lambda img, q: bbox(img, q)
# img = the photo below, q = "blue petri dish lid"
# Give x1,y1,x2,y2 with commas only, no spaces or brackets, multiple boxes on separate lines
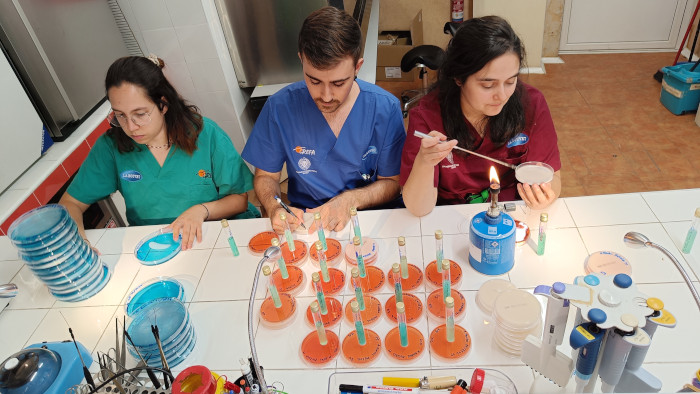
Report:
125,277,186,316
8,204,71,246
134,229,182,266
127,298,188,348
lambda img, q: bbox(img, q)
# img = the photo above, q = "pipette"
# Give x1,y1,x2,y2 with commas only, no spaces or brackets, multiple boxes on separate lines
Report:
414,130,517,169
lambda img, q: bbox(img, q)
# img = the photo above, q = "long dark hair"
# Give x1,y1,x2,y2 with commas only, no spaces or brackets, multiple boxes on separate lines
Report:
105,56,203,154
437,16,527,150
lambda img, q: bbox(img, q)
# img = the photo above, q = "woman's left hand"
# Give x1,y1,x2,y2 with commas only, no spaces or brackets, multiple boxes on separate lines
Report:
166,204,208,250
518,182,557,210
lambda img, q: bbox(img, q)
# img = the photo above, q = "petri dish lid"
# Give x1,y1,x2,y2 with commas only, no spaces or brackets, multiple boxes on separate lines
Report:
515,161,554,184
134,229,182,266
585,251,632,276
126,277,186,316
0,347,61,393
8,205,71,246
476,279,517,316
492,289,541,331
127,298,189,348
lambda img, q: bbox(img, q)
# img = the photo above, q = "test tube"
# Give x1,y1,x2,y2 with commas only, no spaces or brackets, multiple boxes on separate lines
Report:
220,219,239,256
314,212,328,251
310,301,327,345
351,267,366,311
269,238,289,279
351,300,366,345
537,213,548,256
396,301,408,347
392,263,403,303
435,230,444,273
262,265,281,308
350,207,363,245
445,296,455,343
682,208,700,254
316,241,330,282
398,236,409,279
280,212,295,252
441,259,451,301
353,236,366,278
312,272,327,315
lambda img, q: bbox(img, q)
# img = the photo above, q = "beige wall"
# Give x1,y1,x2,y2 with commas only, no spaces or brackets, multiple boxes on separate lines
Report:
473,0,547,69
379,0,473,50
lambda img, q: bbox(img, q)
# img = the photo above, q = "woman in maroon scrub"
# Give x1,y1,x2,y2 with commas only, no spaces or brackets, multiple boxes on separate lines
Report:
400,16,561,216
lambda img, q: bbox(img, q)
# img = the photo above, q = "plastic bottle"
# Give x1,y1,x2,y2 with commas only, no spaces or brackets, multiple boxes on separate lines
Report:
451,0,464,23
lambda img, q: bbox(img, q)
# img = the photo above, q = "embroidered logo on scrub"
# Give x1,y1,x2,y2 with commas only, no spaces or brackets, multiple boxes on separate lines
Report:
441,152,459,169
362,145,378,160
296,157,317,175
120,170,142,182
506,133,529,148
294,146,316,155
197,169,212,178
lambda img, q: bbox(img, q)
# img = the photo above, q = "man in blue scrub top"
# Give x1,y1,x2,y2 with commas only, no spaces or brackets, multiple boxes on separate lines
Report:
242,6,406,234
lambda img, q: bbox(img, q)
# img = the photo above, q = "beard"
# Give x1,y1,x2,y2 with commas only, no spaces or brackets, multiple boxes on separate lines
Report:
314,98,342,113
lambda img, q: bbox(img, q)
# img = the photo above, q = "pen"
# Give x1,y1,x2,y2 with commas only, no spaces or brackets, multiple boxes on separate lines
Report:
339,384,420,393
274,195,306,229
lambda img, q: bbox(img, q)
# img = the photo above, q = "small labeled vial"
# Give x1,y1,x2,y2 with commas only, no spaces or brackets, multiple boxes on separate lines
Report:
314,212,328,251
312,272,327,315
353,236,367,278
682,208,700,254
441,259,451,300
310,301,327,345
262,265,281,308
351,267,366,311
435,230,444,273
445,296,455,343
270,238,288,279
316,241,330,282
351,300,366,345
398,236,409,279
392,263,403,303
537,213,548,256
350,207,363,245
220,219,239,256
280,212,295,252
396,301,408,347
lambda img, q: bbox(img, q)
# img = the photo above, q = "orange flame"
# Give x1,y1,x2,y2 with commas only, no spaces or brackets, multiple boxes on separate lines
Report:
489,166,499,185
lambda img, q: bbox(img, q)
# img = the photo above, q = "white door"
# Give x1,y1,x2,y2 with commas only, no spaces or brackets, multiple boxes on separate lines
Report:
560,0,692,52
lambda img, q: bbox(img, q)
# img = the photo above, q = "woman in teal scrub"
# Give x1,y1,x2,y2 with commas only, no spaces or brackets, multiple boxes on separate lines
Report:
60,55,258,250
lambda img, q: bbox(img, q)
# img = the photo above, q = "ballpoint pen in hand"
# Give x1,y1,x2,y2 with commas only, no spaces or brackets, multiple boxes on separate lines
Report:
274,195,306,229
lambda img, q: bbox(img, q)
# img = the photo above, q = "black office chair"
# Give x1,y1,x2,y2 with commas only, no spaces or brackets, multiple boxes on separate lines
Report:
399,45,446,117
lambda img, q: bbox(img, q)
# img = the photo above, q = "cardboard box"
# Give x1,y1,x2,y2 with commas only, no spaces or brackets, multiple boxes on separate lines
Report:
376,11,424,82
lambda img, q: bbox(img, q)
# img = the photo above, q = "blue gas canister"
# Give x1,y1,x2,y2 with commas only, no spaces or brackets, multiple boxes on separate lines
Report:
469,211,516,275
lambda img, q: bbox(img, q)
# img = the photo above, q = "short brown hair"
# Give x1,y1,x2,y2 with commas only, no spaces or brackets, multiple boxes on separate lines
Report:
298,6,362,69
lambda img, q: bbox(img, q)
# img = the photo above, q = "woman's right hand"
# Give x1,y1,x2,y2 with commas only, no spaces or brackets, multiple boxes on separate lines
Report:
415,131,459,167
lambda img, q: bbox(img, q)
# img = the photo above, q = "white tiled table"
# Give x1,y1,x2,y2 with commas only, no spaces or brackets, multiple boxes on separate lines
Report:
1,189,699,393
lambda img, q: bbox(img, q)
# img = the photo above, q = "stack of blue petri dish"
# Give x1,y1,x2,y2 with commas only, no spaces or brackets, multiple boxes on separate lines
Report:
125,277,196,368
8,204,111,302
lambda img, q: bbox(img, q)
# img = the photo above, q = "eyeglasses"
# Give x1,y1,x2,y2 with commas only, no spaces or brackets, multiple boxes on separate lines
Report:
107,105,157,128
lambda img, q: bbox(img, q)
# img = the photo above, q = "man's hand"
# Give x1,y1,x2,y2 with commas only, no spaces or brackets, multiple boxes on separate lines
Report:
166,204,208,250
307,193,357,233
269,206,305,234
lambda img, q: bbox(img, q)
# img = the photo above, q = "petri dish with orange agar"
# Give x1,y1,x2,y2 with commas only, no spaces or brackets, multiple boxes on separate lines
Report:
384,293,424,324
318,268,345,296
305,297,343,328
301,300,340,366
280,240,308,265
309,238,343,265
429,324,471,361
248,231,277,255
427,288,466,322
342,300,382,366
386,263,423,292
346,265,385,294
425,259,462,289
271,265,306,295
259,293,297,329
344,295,382,326
384,302,425,362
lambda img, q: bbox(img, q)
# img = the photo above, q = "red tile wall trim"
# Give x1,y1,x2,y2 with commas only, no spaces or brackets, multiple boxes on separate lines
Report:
1,121,109,233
